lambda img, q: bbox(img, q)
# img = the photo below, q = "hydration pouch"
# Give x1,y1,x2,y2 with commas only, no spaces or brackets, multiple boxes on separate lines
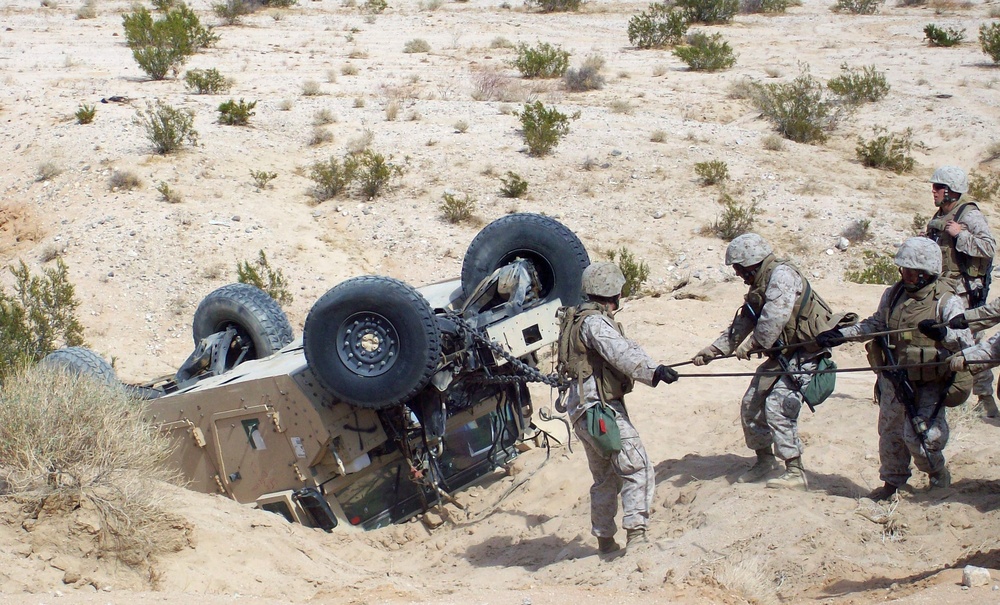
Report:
801,356,837,407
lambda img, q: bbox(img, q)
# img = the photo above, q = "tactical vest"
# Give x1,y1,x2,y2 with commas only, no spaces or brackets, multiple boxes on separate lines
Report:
885,280,954,383
927,202,992,280
744,255,836,352
557,302,634,403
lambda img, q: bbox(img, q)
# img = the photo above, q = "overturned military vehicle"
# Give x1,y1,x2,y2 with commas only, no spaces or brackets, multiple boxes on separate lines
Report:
46,214,589,530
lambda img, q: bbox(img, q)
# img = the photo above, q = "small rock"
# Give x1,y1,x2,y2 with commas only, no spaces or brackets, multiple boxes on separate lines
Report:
963,565,991,587
421,510,445,529
611,149,622,156
825,249,835,255
836,237,850,251
653,211,664,219
62,570,81,584
231,215,241,222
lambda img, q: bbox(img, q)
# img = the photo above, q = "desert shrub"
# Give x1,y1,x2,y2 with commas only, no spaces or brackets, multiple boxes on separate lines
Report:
152,0,178,9
441,192,476,223
301,80,323,96
134,100,198,154
969,170,1000,204
0,259,85,379
491,36,515,49
564,55,606,91
217,98,256,125
355,150,402,199
76,0,98,19
237,250,292,306
362,0,387,13
911,213,927,235
740,0,789,13
155,181,182,203
250,169,277,189
606,247,650,297
762,133,784,150
309,156,357,201
75,103,96,124
981,22,1000,64
841,218,872,242
711,196,760,240
511,42,570,78
856,129,914,173
309,127,334,146
675,0,739,24
184,68,232,94
347,129,375,155
108,170,142,191
342,63,359,76
834,0,884,13
121,5,217,80
673,31,737,71
695,160,729,185
36,162,61,182
525,0,582,11
518,101,570,156
651,129,667,142
827,63,889,104
453,119,469,133
213,0,255,25
472,68,520,102
846,250,897,284
403,38,431,53
627,3,689,49
499,171,529,198
924,24,965,47
751,71,832,144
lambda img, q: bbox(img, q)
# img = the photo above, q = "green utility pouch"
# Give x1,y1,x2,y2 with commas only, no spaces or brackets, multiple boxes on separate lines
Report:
801,357,837,407
586,402,621,455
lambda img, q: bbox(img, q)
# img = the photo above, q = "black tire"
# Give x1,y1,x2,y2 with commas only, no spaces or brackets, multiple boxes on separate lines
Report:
461,213,590,306
303,276,441,410
41,347,118,387
192,283,294,364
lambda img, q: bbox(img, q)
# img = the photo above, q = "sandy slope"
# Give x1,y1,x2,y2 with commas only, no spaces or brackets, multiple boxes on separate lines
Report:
2,0,1000,603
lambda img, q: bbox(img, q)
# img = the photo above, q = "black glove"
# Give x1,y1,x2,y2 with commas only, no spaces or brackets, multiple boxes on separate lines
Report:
815,328,845,348
949,313,969,330
652,364,678,387
918,319,947,342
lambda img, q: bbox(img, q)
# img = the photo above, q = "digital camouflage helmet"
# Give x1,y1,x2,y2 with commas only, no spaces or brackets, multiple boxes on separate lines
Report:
581,262,626,298
725,233,773,267
930,166,969,195
895,237,943,276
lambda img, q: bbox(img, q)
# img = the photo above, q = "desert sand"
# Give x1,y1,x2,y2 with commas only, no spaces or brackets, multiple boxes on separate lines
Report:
2,0,1000,603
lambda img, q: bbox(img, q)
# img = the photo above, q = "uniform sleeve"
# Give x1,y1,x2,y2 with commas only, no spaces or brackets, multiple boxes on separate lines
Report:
938,293,973,351
955,207,997,260
711,312,753,355
963,332,1000,367
580,314,658,386
965,296,1000,329
839,287,894,340
752,264,800,348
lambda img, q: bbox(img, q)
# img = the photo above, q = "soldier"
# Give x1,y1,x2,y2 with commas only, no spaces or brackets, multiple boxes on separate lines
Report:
925,165,997,416
817,238,974,501
558,262,677,555
692,234,840,491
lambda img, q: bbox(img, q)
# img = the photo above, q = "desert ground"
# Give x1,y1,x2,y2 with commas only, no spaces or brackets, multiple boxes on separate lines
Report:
2,0,1000,603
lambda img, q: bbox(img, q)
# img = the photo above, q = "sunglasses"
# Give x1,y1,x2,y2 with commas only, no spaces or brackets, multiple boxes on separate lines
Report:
932,183,948,191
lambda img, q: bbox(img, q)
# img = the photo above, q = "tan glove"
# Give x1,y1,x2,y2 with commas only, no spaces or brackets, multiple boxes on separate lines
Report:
949,354,967,372
735,337,758,361
692,345,720,366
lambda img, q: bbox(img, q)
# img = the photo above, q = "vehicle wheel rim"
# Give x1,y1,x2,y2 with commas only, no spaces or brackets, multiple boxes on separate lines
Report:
337,311,398,377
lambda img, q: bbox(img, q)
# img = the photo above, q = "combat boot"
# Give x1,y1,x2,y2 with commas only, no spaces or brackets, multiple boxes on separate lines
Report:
979,395,999,418
766,457,808,491
737,447,781,484
597,536,621,554
867,483,898,502
626,528,648,548
929,466,951,489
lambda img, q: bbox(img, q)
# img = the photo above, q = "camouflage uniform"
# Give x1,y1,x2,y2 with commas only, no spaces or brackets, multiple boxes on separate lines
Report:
839,283,973,487
565,314,657,539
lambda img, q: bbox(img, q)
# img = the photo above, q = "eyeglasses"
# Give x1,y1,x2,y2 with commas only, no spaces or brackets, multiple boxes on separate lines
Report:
932,183,948,191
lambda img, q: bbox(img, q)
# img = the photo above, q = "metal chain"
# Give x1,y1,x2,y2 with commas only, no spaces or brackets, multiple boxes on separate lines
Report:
445,311,570,388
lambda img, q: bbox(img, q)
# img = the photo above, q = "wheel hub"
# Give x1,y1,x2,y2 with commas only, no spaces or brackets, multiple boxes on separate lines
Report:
338,312,398,377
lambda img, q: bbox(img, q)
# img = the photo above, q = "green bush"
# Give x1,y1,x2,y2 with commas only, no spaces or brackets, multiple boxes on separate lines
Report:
122,5,217,80
739,0,789,13
694,160,729,185
751,71,832,144
250,169,277,189
499,171,528,198
924,24,965,47
524,0,582,11
673,32,737,71
440,192,476,223
355,150,403,199
213,0,255,25
845,250,896,284
518,101,570,156
237,250,292,306
511,42,570,78
403,38,431,53
675,0,738,24
309,155,357,201
855,129,914,174
362,0,388,14
217,98,256,125
134,100,198,154
606,247,650,297
627,3,689,49
0,259,85,381
833,0,884,14
563,55,606,91
75,103,96,124
981,22,1000,64
184,68,232,94
969,170,1000,204
156,181,183,203
711,195,760,240
826,63,889,105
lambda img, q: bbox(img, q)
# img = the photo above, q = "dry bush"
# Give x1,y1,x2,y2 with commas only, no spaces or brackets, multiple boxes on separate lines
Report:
471,67,521,101
109,170,143,191
309,127,334,146
36,161,62,182
0,365,185,565
347,129,375,155
714,555,778,605
301,79,323,96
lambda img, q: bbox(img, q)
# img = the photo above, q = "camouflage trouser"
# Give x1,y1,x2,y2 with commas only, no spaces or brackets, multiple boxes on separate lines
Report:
741,356,818,461
573,400,654,538
971,331,995,397
875,375,949,487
